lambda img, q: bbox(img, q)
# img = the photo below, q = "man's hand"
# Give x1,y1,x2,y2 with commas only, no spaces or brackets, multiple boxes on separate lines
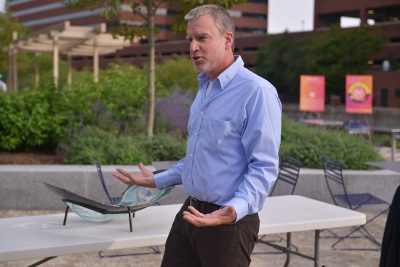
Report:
112,163,156,188
182,205,237,227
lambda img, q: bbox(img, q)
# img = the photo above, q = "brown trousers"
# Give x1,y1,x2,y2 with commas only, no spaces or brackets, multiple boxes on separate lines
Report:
160,198,260,267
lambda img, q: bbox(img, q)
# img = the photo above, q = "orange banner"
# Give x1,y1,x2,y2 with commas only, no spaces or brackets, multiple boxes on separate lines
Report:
300,75,325,112
345,75,373,114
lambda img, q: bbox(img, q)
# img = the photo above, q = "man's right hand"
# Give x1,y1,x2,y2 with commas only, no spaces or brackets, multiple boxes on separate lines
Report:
112,163,156,188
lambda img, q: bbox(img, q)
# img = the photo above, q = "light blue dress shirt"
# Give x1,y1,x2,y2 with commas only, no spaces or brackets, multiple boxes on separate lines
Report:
154,56,282,221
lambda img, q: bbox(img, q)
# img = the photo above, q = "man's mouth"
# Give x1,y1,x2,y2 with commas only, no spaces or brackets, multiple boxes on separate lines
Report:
192,55,202,61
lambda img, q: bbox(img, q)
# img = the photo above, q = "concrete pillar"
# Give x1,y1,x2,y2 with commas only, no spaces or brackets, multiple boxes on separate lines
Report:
8,45,13,91
53,36,59,87
67,53,72,87
12,31,18,91
93,38,99,83
34,52,40,87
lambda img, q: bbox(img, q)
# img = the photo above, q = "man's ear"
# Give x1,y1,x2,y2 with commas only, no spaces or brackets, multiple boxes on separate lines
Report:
225,32,234,51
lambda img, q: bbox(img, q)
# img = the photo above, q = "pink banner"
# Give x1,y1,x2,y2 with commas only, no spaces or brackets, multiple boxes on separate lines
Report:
345,75,373,114
300,75,325,112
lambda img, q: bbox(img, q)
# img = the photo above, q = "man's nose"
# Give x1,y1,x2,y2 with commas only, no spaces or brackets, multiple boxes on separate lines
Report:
190,40,199,53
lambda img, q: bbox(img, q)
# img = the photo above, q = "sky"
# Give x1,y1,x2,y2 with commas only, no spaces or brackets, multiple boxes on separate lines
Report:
0,0,4,13
268,0,315,34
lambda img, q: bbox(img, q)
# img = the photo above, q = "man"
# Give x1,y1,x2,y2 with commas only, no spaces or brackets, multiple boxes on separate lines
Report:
113,4,281,266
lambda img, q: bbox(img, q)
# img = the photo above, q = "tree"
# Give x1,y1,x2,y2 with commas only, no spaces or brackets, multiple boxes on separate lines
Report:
63,0,244,137
307,25,384,96
255,32,309,102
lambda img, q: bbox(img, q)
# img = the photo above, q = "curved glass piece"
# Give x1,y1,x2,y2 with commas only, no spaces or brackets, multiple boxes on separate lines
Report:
118,186,173,206
66,186,173,223
66,202,124,222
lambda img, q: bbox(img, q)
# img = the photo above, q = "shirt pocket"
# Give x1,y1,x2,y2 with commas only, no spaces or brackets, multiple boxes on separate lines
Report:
200,117,235,153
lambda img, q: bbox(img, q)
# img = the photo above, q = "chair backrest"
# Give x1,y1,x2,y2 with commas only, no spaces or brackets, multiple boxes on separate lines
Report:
345,120,370,137
270,157,302,196
322,156,352,209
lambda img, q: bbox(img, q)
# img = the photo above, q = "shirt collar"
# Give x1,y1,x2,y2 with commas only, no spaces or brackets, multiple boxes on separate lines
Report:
198,55,244,91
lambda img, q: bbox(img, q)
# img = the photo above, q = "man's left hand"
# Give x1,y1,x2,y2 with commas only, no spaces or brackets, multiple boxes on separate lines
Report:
182,205,237,227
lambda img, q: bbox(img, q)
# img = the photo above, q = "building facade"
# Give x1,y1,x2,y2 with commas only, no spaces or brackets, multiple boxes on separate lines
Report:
7,0,268,39
314,0,400,108
8,0,400,108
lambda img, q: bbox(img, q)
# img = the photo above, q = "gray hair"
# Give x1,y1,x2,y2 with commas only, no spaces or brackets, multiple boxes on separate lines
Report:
184,4,235,36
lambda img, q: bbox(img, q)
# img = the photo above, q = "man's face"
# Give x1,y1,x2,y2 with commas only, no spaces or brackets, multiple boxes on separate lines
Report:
186,14,233,80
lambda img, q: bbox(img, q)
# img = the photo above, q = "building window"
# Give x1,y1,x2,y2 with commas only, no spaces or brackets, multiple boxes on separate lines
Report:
318,10,359,28
395,89,400,98
367,5,400,24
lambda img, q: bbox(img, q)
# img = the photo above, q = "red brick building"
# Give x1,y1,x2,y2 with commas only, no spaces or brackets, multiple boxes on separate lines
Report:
8,0,400,108
315,0,400,108
7,0,268,39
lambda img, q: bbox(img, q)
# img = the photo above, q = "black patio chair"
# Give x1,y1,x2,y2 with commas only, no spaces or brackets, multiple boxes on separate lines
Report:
256,157,302,254
344,120,371,140
322,156,390,251
269,157,302,196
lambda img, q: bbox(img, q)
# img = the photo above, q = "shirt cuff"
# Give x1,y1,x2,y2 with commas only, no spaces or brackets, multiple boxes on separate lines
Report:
224,197,249,222
153,171,174,189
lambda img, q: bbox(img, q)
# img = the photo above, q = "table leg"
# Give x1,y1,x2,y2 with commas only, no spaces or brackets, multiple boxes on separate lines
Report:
28,256,57,267
314,230,320,267
284,232,291,267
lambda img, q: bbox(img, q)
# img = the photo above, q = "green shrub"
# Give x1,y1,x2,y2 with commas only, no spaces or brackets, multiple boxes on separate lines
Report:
0,86,67,151
62,127,186,164
156,57,198,93
0,65,150,151
280,116,383,169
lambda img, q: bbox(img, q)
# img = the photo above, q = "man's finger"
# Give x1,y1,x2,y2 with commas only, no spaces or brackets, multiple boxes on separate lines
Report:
112,172,130,184
183,213,210,227
138,163,152,176
187,206,205,217
115,168,130,177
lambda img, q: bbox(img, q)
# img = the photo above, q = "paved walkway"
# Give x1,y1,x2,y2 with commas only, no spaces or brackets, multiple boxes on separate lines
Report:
0,209,386,267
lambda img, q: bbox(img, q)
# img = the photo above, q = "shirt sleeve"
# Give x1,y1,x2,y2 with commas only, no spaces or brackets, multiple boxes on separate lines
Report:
224,85,282,222
153,158,185,189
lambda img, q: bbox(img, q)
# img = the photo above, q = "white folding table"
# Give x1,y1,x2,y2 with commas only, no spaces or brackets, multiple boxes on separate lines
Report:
0,195,366,267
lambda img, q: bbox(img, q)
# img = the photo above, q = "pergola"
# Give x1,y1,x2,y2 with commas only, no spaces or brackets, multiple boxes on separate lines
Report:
7,21,132,90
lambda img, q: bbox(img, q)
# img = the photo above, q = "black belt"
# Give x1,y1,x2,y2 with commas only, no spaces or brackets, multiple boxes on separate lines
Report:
188,196,222,210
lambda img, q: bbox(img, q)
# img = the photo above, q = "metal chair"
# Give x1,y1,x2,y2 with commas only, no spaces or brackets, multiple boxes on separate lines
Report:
269,157,302,196
344,120,371,139
322,156,390,251
256,157,302,254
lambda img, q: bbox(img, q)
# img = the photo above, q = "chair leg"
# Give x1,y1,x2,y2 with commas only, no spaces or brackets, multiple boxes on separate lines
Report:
324,205,389,251
331,225,380,251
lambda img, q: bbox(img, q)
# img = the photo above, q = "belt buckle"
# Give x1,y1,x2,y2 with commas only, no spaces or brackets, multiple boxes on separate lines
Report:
189,196,198,207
